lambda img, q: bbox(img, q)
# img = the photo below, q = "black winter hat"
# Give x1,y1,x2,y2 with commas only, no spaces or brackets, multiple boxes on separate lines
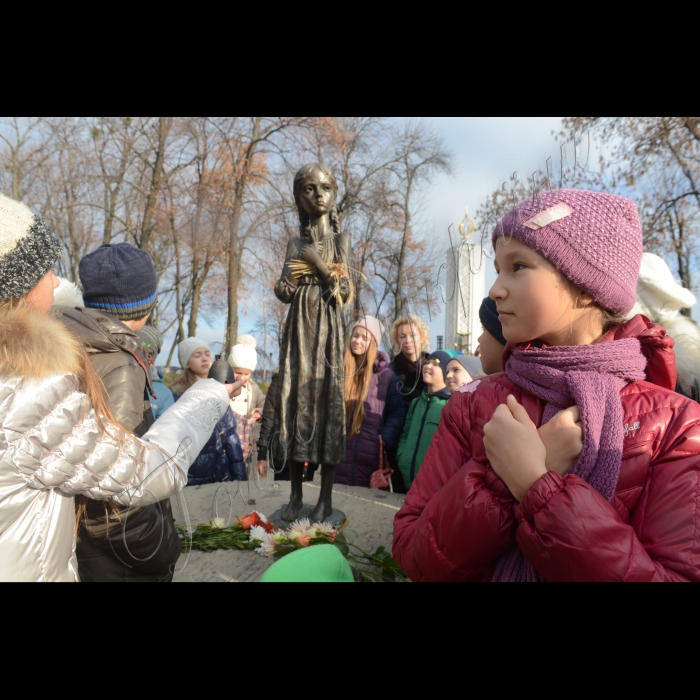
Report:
479,298,507,347
428,350,452,381
80,243,157,322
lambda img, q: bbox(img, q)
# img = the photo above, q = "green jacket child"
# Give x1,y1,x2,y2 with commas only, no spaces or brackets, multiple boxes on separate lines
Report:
397,351,453,488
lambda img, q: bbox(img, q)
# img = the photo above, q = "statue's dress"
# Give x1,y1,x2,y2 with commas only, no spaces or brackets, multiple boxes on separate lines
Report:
273,230,351,466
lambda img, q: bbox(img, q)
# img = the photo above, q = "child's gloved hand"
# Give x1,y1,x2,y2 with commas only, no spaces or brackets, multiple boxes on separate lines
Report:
484,395,547,502
538,407,583,476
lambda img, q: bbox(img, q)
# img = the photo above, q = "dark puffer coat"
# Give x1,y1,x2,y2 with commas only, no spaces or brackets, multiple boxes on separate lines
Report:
173,388,246,486
394,317,700,582
336,352,407,488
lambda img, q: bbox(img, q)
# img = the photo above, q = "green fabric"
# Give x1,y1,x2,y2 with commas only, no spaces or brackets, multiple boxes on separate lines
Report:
397,391,450,488
260,545,354,583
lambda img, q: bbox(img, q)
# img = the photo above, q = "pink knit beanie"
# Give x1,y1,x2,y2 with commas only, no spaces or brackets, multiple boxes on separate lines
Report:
351,316,384,348
492,189,643,315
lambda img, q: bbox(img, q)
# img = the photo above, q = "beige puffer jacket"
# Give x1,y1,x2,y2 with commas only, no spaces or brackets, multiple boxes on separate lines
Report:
0,306,230,582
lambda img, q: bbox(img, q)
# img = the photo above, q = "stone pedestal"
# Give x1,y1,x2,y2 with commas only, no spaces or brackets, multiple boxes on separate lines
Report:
268,505,347,530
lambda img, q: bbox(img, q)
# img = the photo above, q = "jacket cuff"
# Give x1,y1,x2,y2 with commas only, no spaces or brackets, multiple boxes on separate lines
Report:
257,446,267,461
516,471,566,523
484,466,518,509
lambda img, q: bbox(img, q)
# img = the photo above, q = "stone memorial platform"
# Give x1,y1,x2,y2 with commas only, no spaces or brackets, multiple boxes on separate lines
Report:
171,479,405,583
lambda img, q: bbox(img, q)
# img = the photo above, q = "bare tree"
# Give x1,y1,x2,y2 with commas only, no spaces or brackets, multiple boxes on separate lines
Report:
384,121,452,319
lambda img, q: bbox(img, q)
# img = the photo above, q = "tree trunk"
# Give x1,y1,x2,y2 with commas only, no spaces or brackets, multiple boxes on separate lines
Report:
225,209,243,355
394,176,414,320
103,119,133,244
140,117,172,252
224,118,262,355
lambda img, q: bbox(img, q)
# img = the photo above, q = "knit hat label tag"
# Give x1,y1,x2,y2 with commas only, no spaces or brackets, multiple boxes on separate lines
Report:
524,203,574,230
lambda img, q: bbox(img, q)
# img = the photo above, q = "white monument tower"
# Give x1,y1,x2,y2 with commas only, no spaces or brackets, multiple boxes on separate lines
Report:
444,209,487,355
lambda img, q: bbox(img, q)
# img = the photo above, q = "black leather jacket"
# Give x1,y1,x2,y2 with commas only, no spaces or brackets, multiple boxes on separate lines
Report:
57,307,154,434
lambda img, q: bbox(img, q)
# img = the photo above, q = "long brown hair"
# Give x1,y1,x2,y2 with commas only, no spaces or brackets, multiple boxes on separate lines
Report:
344,333,378,438
170,368,201,396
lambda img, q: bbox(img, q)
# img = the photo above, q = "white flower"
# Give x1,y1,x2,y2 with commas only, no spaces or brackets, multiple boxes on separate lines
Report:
254,511,269,524
287,518,311,541
256,533,278,558
210,518,226,529
314,522,338,537
250,526,267,543
272,531,287,545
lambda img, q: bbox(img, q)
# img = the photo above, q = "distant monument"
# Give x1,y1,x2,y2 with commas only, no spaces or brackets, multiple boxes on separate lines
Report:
445,209,486,355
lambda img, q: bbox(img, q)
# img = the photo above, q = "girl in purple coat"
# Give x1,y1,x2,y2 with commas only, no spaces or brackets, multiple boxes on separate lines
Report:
336,317,407,489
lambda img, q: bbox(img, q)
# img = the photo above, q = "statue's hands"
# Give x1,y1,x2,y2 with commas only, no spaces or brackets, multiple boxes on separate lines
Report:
301,244,330,278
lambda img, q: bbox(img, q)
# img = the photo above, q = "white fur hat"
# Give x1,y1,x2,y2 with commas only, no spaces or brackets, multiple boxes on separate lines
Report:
228,334,258,372
179,337,210,370
630,253,697,324
53,278,84,308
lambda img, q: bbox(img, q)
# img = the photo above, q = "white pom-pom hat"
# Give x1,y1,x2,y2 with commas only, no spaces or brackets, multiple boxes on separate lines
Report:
53,278,84,308
229,334,258,372
629,253,697,324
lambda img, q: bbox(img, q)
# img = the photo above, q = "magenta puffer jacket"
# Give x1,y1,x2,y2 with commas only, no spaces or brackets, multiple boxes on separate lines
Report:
393,317,700,582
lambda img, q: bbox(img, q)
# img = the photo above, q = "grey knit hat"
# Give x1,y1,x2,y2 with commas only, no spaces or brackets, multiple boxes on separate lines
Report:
138,326,164,360
449,355,484,378
0,194,63,301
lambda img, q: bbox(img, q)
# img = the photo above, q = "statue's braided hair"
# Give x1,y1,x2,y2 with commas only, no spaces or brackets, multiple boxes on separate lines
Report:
293,163,340,237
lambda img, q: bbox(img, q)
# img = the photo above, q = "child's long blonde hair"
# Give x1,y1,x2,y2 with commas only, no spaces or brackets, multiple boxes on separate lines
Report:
344,334,378,438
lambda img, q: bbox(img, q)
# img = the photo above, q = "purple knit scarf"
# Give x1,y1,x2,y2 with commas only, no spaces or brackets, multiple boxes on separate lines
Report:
492,339,647,583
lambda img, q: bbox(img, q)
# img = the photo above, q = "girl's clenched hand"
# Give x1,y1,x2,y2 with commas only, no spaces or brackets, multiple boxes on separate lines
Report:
484,395,548,502
538,406,583,476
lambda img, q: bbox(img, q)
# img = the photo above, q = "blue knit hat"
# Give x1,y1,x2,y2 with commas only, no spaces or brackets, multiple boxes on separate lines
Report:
80,244,157,321
479,298,507,347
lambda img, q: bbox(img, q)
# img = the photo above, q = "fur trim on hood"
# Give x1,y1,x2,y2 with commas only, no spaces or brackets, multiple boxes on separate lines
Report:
0,303,82,381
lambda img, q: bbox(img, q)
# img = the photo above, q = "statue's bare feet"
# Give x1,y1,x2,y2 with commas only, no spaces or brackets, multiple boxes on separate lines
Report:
281,497,303,522
310,499,333,525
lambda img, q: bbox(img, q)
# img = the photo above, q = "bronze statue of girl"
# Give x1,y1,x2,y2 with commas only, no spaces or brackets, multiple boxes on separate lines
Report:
273,164,351,523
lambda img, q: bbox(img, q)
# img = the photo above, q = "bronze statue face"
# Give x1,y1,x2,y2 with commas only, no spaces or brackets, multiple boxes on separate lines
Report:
297,168,336,219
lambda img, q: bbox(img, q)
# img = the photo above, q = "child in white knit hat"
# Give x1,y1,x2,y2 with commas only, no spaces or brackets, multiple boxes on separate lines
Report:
228,335,266,460
630,252,700,402
171,338,247,486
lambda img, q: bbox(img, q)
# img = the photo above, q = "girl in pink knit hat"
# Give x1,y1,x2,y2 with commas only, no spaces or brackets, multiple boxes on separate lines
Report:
394,189,700,583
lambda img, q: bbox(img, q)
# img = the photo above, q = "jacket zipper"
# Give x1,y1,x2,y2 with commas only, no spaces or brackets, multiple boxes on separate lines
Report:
410,397,431,483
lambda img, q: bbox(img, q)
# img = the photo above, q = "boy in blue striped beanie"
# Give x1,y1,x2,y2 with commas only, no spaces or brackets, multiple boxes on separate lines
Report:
80,243,158,321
